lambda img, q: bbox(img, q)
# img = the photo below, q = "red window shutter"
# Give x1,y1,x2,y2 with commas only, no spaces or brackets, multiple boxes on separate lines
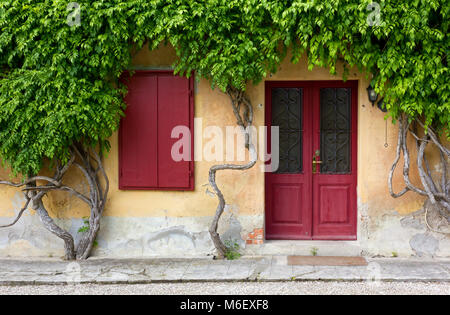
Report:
119,71,194,190
157,74,192,188
120,73,158,188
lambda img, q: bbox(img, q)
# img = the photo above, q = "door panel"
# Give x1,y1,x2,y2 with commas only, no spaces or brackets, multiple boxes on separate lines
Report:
266,179,310,239
318,185,350,224
265,86,312,239
265,81,357,241
312,85,357,240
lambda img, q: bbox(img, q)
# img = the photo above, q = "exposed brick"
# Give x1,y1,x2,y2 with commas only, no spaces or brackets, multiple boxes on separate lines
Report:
246,228,265,245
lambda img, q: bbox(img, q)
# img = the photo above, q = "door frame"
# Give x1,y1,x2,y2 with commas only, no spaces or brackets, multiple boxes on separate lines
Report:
264,80,358,241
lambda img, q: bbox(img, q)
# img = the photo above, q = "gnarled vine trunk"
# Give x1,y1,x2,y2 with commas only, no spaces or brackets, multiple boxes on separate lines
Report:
209,87,258,258
0,142,109,260
389,114,449,233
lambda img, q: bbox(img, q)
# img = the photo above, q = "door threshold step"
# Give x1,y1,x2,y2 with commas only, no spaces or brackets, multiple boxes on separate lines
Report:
244,240,362,257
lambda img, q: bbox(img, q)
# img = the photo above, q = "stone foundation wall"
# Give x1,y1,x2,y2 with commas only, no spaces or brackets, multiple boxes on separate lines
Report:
1,192,448,259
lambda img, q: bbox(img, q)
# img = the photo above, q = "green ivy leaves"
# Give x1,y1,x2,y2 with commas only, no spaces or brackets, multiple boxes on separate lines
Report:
0,0,448,176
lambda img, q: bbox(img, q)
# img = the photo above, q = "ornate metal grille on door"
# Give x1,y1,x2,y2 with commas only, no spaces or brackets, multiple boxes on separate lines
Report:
319,88,351,174
271,88,303,174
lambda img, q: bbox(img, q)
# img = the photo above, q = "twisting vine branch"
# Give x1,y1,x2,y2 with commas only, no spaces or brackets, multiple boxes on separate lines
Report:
389,114,450,234
71,143,109,260
209,87,258,258
0,195,31,228
0,143,110,260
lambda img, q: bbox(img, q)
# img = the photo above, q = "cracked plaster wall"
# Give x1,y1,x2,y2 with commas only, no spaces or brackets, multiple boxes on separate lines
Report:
0,45,448,259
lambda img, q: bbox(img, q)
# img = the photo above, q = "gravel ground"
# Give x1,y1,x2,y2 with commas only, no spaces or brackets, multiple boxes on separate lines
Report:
0,281,449,295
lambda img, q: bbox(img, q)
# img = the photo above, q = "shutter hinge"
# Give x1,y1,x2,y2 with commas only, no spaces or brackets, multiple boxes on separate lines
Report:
189,89,194,97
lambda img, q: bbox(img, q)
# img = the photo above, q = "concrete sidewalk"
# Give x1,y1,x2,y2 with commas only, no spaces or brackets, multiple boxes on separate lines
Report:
0,257,449,285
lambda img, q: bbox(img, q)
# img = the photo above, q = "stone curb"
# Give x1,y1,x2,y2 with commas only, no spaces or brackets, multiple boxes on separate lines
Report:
0,257,449,285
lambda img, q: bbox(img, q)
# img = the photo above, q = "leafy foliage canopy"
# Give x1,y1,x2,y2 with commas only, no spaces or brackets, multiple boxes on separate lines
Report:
0,0,448,175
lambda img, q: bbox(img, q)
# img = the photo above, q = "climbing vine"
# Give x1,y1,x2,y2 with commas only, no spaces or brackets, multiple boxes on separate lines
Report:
0,0,448,259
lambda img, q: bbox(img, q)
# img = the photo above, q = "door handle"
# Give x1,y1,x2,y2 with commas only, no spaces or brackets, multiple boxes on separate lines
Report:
312,150,322,174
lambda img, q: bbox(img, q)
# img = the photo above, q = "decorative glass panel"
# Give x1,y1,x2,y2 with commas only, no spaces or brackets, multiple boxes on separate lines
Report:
320,88,351,174
272,88,303,174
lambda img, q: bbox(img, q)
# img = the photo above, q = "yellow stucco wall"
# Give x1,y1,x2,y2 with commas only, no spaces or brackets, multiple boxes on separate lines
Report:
0,44,436,253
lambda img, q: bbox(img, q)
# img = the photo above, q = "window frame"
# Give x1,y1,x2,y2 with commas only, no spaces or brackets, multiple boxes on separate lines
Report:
119,70,195,191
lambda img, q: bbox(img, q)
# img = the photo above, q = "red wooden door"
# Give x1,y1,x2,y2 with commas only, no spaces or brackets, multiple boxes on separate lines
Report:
265,81,357,240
